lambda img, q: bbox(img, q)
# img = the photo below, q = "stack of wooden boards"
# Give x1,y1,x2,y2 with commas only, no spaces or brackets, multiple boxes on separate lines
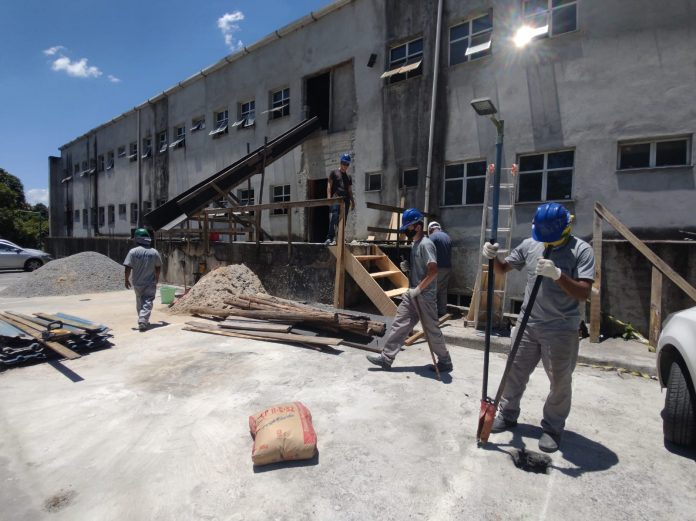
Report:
183,293,385,352
0,311,112,367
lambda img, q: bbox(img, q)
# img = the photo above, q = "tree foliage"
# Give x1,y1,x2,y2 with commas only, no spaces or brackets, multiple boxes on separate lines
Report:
0,168,47,249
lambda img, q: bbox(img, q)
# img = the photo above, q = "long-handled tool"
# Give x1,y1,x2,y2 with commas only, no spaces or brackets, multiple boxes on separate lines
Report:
414,295,440,381
477,245,553,446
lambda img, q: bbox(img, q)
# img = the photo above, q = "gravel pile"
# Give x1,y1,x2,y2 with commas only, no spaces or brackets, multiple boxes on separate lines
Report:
170,264,266,314
0,251,125,297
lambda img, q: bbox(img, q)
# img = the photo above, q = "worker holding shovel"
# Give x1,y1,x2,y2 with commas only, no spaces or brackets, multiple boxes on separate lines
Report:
366,208,453,374
481,203,595,452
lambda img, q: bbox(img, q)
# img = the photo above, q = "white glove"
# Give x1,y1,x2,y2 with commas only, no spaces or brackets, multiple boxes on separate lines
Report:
536,258,561,280
400,260,410,273
482,242,499,260
408,287,422,298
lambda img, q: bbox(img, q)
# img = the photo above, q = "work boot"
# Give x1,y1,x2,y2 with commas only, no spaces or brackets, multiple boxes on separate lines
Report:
539,432,560,453
366,354,391,370
138,322,148,332
491,415,518,433
428,360,453,373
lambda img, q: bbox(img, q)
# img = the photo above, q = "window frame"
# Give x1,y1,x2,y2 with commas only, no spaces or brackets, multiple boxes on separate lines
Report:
269,88,290,120
617,136,692,171
190,117,206,133
400,168,419,189
82,209,89,228
449,12,493,67
128,142,138,162
97,154,105,173
157,131,168,154
522,0,579,40
74,209,80,222
516,149,575,203
118,204,127,220
271,184,291,215
130,203,138,225
236,99,256,128
365,171,383,192
106,151,114,170
117,145,126,158
385,36,424,84
170,125,186,149
107,204,115,226
441,159,489,207
210,109,229,137
141,137,152,159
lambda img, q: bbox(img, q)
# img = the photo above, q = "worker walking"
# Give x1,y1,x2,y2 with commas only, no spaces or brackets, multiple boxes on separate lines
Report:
481,202,595,452
427,221,452,317
124,228,162,332
367,208,453,373
324,153,355,246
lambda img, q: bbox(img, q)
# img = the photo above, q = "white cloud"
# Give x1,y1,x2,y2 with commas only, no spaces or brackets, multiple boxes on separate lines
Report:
51,56,102,78
43,45,65,56
217,10,245,50
27,188,49,206
108,75,121,83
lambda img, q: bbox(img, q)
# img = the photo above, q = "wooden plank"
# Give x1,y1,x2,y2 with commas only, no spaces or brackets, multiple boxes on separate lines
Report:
370,270,401,279
0,313,80,360
404,314,452,346
188,319,292,333
649,267,663,348
183,325,342,346
355,254,387,261
333,200,346,309
385,288,408,298
595,202,696,302
366,202,436,218
367,226,401,234
590,209,603,343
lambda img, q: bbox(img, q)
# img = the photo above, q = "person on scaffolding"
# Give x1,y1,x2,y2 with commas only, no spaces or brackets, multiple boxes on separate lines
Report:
124,228,162,332
366,208,453,373
324,153,355,246
481,202,595,452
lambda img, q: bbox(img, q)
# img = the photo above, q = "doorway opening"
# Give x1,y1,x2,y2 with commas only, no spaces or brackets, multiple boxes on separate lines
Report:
306,72,331,130
308,178,329,243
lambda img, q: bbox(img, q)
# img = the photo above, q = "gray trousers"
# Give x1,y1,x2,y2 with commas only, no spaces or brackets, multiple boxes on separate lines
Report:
382,293,451,364
436,268,451,317
134,284,156,325
499,324,579,436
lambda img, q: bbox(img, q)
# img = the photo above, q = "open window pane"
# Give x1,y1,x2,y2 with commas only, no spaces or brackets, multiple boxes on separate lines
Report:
519,154,544,172
403,169,418,187
619,143,650,169
656,140,688,167
444,180,463,206
547,150,574,169
466,161,487,177
466,178,486,204
518,173,543,202
445,164,464,179
552,3,577,35
472,13,492,33
546,170,573,200
450,24,469,41
450,39,468,65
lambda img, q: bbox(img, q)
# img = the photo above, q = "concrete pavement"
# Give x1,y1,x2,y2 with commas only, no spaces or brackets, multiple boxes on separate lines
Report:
0,288,694,520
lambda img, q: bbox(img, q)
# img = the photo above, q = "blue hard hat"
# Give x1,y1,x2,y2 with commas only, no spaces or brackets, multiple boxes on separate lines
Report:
400,208,424,231
532,202,571,242
340,153,351,165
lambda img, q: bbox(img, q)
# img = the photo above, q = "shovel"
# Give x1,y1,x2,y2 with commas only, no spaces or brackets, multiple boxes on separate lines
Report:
477,245,552,446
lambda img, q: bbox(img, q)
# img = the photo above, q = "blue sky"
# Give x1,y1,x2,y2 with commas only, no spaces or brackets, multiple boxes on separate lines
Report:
0,0,332,205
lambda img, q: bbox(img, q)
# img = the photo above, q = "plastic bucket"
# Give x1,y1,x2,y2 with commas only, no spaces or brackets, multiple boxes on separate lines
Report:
160,286,176,305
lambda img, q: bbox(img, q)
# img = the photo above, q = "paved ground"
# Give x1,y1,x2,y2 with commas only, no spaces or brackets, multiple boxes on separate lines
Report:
0,289,694,521
0,269,29,292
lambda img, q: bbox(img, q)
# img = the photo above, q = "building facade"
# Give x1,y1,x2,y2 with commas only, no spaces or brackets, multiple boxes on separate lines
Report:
49,0,696,308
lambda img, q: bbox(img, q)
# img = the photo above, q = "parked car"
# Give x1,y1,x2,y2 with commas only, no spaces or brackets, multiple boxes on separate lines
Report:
657,306,696,447
0,242,52,271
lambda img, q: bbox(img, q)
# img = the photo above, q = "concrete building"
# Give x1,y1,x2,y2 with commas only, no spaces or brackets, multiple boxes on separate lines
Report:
49,0,696,323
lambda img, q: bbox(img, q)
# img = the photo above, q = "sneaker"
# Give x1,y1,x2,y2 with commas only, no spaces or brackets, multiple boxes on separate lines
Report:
491,415,518,433
428,360,453,373
323,239,333,246
329,240,337,246
366,354,391,370
138,323,148,332
538,431,560,453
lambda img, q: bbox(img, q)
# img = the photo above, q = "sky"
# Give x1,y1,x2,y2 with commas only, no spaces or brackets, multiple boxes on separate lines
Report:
0,0,333,206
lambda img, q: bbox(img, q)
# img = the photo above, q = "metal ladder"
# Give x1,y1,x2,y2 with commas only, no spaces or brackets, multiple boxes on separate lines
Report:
466,163,518,329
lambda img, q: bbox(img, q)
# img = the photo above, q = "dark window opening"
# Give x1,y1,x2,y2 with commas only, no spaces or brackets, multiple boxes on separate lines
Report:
306,72,331,130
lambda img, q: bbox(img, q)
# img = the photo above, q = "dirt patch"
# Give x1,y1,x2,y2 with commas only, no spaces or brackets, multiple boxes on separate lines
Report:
169,264,266,314
44,489,77,513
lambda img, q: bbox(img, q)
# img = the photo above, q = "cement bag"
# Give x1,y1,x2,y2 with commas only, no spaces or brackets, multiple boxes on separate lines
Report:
249,402,317,466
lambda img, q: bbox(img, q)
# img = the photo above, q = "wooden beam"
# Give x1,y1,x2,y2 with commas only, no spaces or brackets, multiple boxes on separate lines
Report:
590,208,603,343
367,226,401,234
595,202,696,302
333,200,346,309
183,324,342,346
649,267,663,348
187,320,292,333
366,202,436,218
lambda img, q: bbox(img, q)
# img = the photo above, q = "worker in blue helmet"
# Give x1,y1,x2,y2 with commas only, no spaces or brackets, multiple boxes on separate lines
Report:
481,202,595,452
324,153,356,246
124,228,162,332
366,208,453,373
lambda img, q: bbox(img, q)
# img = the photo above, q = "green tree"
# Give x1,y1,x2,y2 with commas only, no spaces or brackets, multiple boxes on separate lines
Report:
0,168,44,248
0,168,27,208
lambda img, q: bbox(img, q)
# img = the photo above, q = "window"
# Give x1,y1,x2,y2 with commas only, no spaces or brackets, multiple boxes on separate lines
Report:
522,0,577,39
157,131,167,154
91,207,97,226
97,154,105,173
267,88,290,120
96,207,104,227
191,117,205,132
82,209,88,228
118,204,126,220
73,163,79,174
170,125,186,149
235,100,255,128
128,142,138,161
271,184,290,215
81,160,88,172
365,172,382,192
108,205,115,225
618,137,690,170
142,137,152,158
106,151,114,170
117,145,126,158
210,110,229,137
74,209,80,222
383,37,424,83
517,150,574,202
130,203,138,224
443,160,487,206
143,200,152,215
400,168,419,188
238,188,255,206
450,13,493,66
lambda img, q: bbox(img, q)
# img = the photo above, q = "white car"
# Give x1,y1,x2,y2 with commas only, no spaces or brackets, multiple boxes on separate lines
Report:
657,307,696,447
0,242,52,271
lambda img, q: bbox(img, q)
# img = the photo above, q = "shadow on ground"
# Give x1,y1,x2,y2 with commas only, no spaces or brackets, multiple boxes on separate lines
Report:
368,365,453,384
252,451,320,473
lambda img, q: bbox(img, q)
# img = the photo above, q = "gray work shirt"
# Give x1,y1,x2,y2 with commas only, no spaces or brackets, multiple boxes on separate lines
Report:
505,236,595,331
429,230,452,268
124,246,162,287
410,237,438,301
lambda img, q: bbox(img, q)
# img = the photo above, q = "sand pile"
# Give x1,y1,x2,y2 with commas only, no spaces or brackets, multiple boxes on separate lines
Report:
170,264,266,314
0,251,125,297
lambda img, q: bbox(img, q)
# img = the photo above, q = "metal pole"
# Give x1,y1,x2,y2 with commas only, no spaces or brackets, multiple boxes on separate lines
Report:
137,109,142,228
